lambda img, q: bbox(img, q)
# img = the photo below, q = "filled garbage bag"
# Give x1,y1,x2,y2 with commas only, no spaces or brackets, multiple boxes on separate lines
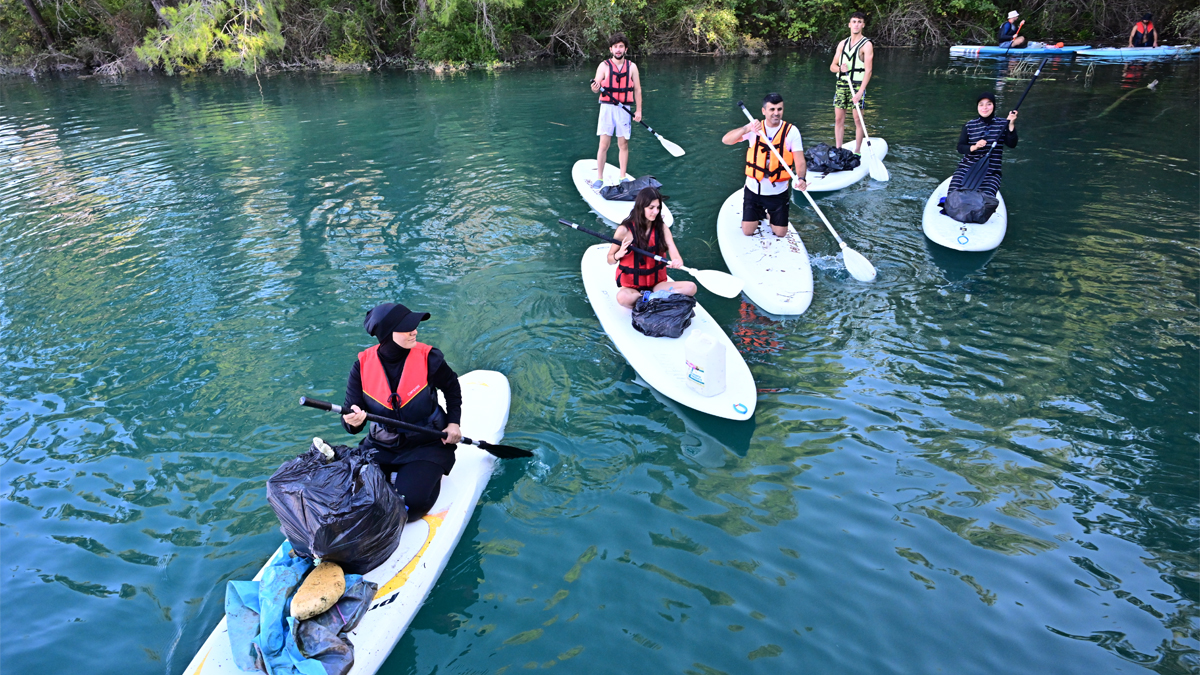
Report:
599,175,663,201
943,189,999,224
803,143,861,173
631,292,696,338
267,441,404,575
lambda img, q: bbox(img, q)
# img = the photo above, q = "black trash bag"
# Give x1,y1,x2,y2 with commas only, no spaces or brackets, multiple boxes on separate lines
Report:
267,441,404,575
631,293,696,338
943,189,999,224
599,175,663,201
803,143,861,173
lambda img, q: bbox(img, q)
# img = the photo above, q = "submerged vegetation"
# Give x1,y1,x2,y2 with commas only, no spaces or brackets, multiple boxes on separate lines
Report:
2,0,1198,74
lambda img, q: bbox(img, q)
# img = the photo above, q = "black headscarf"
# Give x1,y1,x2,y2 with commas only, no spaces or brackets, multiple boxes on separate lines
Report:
363,303,408,363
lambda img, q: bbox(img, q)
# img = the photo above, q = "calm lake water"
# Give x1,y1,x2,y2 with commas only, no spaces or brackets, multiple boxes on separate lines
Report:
1,50,1197,675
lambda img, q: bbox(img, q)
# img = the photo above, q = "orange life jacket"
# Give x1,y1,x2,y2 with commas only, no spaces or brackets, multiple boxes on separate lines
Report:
615,227,667,290
1133,21,1154,47
599,59,634,105
745,122,795,184
359,342,432,411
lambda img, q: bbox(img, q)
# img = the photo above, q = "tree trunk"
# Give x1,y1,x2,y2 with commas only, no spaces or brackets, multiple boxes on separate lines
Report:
150,0,172,27
22,0,54,49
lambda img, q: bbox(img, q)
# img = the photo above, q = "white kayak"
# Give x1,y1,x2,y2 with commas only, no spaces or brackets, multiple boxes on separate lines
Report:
921,177,1008,252
581,244,756,421
571,159,675,226
181,370,511,675
1076,45,1200,59
805,138,888,191
716,189,813,316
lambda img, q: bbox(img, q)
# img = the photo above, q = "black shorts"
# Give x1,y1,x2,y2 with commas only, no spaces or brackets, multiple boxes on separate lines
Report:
742,187,790,229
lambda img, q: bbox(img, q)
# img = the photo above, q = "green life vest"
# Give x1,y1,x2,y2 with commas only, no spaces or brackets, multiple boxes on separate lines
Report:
839,36,871,87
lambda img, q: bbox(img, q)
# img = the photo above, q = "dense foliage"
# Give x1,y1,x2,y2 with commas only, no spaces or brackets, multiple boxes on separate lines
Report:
2,0,1197,73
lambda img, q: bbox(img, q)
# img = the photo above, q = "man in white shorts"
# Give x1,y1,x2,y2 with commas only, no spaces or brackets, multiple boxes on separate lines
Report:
588,33,642,189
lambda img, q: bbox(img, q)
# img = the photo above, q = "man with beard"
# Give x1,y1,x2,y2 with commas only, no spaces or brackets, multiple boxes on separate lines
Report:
589,33,643,188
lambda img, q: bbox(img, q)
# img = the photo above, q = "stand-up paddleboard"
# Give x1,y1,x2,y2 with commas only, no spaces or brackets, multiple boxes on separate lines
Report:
805,138,888,191
716,189,813,315
181,370,511,675
1076,45,1200,60
949,42,1090,56
581,244,755,421
572,159,675,226
921,177,1007,252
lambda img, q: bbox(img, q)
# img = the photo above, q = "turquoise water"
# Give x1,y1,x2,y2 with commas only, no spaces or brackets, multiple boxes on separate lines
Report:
1,51,1196,674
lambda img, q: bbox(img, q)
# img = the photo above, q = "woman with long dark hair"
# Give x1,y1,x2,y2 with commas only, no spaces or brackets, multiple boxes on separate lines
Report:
607,187,696,309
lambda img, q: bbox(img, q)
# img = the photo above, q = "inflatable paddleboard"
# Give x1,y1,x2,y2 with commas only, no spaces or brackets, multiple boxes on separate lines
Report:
949,42,1090,56
1076,45,1199,59
182,370,511,675
581,244,755,421
921,177,1007,252
805,138,888,192
716,189,813,316
572,159,675,227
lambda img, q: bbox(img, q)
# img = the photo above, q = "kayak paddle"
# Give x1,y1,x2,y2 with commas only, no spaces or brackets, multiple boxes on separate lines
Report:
593,81,685,157
298,396,534,459
737,101,877,282
843,77,889,181
557,218,744,298
961,57,1047,191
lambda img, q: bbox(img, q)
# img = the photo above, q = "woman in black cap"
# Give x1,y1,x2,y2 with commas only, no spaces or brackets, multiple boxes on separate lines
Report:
340,302,462,521
948,92,1018,198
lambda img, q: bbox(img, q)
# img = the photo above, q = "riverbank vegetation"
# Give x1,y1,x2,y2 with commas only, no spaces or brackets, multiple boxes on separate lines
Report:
3,0,1198,74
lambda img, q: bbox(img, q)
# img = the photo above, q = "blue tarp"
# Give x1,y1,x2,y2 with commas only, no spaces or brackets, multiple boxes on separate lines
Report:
225,541,377,675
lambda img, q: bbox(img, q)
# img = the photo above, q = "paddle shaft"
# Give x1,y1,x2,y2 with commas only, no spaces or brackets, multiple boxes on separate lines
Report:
963,57,1047,189
844,77,888,180
594,82,659,135
297,396,497,449
558,218,679,267
736,102,848,248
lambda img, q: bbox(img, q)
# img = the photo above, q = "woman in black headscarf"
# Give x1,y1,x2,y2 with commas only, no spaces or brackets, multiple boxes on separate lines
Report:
948,92,1018,198
341,302,462,521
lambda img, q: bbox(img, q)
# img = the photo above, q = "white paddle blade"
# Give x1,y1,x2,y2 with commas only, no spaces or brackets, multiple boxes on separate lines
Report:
658,135,686,157
864,142,890,181
691,268,744,298
842,247,877,282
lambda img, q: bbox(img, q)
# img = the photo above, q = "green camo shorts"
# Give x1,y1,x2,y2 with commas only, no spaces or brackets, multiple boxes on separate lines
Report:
834,80,868,111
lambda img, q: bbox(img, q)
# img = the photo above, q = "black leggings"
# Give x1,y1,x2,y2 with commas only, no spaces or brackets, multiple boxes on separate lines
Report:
382,460,445,522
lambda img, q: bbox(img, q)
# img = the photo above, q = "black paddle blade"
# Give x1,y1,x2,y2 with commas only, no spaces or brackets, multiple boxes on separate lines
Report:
961,150,994,191
475,440,533,459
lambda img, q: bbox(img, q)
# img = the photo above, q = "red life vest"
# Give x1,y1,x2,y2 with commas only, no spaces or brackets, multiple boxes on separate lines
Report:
1133,21,1154,47
599,59,634,105
745,121,795,184
615,227,667,290
359,342,432,411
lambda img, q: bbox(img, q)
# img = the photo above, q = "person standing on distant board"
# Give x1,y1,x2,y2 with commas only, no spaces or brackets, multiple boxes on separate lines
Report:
999,10,1027,48
1128,13,1157,47
829,11,873,154
589,33,642,189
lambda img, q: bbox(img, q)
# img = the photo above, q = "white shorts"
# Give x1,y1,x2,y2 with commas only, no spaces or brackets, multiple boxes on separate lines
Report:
597,103,632,139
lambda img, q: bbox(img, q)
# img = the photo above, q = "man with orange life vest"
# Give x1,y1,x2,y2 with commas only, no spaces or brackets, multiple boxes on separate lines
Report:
589,33,643,189
721,92,807,238
1128,13,1157,48
609,186,695,309
340,302,462,521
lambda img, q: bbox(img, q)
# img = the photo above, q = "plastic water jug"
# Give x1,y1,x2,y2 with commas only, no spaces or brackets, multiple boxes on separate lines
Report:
685,332,726,397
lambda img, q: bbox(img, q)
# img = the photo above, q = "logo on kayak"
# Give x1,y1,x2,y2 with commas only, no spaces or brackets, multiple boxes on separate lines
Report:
733,403,748,414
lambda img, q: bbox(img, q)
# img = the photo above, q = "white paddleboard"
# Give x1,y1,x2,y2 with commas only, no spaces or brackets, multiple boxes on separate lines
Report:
572,159,675,227
181,370,512,675
716,189,813,316
581,244,756,421
805,138,888,191
921,177,1007,252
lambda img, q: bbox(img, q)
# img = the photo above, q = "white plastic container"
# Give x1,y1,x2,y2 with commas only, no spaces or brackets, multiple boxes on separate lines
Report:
685,332,727,397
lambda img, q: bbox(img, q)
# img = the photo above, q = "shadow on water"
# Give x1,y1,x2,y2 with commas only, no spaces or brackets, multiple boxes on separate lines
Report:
924,237,999,282
637,376,756,467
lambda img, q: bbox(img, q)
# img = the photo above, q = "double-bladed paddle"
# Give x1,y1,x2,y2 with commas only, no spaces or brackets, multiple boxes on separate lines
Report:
593,81,685,157
737,101,877,282
843,77,889,181
961,57,1047,191
298,396,534,459
557,218,744,298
